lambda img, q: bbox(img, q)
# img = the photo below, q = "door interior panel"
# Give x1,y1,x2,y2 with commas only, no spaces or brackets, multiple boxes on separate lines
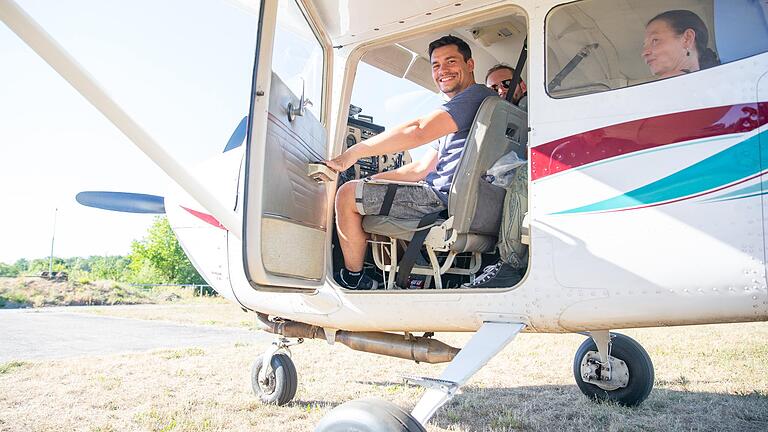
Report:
261,216,325,279
246,72,328,282
263,73,327,229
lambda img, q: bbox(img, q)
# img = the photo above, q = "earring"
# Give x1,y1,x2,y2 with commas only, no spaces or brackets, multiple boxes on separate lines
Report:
686,49,690,57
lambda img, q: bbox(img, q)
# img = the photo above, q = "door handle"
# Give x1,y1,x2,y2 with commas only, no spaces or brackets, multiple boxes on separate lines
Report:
307,162,337,183
288,79,313,122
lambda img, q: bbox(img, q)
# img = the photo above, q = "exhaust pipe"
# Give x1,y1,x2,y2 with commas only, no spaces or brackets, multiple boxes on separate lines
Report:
256,314,459,364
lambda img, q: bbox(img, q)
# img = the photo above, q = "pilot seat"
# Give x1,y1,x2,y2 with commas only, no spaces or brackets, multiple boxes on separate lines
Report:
361,96,528,289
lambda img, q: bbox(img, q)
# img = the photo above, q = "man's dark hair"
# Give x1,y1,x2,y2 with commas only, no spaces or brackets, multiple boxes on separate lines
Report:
428,35,472,61
485,64,516,82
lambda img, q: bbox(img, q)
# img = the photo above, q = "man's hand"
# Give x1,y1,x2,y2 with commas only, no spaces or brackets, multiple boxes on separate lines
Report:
325,148,359,172
326,109,457,172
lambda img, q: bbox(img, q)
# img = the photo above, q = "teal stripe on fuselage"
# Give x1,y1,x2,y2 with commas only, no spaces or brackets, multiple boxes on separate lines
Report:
704,180,767,202
553,130,765,215
708,190,767,203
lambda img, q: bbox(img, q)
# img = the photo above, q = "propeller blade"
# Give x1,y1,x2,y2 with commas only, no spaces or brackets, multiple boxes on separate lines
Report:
76,191,165,214
223,116,248,152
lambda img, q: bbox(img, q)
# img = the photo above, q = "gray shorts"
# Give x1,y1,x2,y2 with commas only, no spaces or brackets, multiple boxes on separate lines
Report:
354,181,447,219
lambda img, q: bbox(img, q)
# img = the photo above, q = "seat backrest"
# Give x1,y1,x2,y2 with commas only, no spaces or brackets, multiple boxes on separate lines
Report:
505,100,528,160
448,97,524,235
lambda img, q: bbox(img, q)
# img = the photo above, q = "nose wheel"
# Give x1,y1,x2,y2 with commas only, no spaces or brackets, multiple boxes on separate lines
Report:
315,398,427,432
251,338,301,405
573,332,654,406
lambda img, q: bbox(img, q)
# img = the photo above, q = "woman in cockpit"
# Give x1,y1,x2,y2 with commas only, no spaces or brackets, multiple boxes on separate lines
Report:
642,10,719,79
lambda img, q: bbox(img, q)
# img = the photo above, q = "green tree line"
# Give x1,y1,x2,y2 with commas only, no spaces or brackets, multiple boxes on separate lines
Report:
0,217,205,285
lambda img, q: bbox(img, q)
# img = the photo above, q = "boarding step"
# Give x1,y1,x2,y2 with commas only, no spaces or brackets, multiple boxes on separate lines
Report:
402,375,459,395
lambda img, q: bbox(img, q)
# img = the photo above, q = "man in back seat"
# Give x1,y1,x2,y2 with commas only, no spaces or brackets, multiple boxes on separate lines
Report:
485,64,528,110
326,35,497,290
460,64,531,289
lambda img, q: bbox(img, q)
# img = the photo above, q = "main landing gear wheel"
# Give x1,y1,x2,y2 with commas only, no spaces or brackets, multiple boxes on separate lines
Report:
251,353,298,405
573,332,654,407
315,398,427,432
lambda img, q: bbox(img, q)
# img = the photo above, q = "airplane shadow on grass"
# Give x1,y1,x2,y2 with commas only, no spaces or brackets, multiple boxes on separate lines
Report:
429,385,768,432
291,382,767,431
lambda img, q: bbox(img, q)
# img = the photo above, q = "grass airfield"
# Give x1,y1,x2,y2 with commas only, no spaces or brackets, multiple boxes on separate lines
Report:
1,301,767,431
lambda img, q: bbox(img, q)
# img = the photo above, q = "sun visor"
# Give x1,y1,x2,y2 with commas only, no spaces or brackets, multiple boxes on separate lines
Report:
362,45,414,79
403,56,437,92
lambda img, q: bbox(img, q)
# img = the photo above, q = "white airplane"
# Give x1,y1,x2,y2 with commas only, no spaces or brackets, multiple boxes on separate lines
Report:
3,0,768,430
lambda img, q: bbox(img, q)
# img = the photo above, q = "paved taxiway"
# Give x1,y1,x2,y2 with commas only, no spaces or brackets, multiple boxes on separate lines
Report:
0,307,269,362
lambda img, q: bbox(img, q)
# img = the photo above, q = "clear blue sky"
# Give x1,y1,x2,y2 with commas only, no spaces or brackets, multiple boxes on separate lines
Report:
0,0,442,264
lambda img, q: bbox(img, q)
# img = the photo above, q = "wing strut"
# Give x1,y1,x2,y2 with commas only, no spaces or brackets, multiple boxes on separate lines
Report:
409,321,526,425
0,0,241,238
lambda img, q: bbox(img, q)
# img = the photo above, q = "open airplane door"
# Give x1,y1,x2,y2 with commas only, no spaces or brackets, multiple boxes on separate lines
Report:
241,0,331,291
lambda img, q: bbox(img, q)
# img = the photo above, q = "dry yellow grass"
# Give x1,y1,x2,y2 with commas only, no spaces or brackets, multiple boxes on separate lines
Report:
69,303,250,329
1,304,767,431
0,277,221,309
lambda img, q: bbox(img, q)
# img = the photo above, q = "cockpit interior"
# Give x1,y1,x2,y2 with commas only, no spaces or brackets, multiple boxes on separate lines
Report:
335,7,531,290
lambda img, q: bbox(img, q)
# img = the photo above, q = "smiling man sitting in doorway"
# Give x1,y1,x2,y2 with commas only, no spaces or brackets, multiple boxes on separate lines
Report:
325,35,497,290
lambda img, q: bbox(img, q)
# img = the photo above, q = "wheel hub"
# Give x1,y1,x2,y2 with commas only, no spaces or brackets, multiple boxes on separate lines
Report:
260,370,276,394
580,351,629,391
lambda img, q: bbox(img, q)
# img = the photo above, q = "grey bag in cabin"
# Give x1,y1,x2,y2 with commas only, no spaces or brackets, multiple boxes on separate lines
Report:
497,164,528,269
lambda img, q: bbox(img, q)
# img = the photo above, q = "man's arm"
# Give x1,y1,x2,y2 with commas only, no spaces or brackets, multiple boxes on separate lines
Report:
326,109,456,172
369,148,438,182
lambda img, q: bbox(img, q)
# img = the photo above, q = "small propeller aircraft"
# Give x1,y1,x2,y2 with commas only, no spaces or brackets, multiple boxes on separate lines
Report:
3,0,768,430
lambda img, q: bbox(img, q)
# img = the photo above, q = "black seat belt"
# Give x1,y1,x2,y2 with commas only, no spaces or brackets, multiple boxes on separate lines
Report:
395,210,443,289
371,182,441,288
378,183,399,216
547,43,598,92
506,37,527,105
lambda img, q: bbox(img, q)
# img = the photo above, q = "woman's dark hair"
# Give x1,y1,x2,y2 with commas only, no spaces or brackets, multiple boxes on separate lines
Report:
428,35,472,61
648,10,720,69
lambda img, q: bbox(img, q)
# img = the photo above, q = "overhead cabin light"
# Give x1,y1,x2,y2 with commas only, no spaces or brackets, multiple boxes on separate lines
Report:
498,28,514,38
471,21,521,47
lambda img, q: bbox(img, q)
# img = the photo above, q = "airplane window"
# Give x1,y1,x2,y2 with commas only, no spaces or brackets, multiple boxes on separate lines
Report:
545,0,768,98
350,61,444,162
272,0,324,119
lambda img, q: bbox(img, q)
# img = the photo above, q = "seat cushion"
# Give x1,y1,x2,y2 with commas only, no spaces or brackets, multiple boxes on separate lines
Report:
363,215,497,253
451,233,497,253
362,216,443,241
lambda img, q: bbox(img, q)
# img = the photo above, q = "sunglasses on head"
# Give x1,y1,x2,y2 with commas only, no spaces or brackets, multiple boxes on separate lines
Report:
489,79,513,92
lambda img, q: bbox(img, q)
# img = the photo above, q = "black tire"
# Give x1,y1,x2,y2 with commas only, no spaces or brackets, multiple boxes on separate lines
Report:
251,353,298,405
573,332,654,407
315,398,427,432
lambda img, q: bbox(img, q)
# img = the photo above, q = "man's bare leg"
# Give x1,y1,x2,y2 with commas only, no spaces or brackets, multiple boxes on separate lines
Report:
335,181,368,272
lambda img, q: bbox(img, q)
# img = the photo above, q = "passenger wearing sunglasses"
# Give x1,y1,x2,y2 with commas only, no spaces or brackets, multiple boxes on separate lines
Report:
463,64,530,289
485,64,528,111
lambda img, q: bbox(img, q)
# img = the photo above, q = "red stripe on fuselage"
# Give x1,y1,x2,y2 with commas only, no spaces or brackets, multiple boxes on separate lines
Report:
531,102,768,181
181,206,227,231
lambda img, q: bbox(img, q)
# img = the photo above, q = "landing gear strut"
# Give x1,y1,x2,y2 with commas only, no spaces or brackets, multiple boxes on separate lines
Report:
573,331,654,406
317,322,526,430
